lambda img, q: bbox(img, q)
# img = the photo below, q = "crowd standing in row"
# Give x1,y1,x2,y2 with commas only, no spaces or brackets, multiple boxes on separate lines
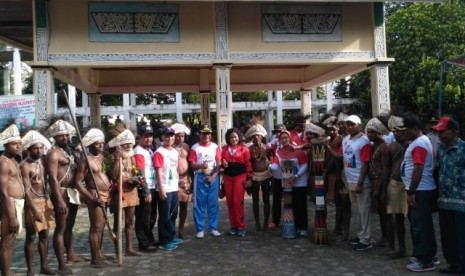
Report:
0,110,463,275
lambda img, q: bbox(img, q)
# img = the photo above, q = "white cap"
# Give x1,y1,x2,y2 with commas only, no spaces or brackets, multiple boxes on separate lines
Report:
345,115,362,125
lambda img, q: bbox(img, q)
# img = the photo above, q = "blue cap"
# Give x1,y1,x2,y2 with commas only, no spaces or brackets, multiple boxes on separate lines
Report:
162,127,175,135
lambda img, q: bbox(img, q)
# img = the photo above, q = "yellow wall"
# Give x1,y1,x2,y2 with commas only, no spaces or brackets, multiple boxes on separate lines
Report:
47,1,216,54
228,2,374,53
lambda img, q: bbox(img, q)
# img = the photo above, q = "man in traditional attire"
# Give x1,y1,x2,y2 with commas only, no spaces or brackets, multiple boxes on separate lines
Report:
0,124,24,276
45,119,83,274
74,128,111,268
108,129,141,256
20,130,55,275
170,123,192,239
245,124,272,232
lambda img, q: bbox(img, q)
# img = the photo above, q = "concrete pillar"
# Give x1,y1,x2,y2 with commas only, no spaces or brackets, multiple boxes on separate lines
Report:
311,89,319,121
82,91,89,127
129,94,137,130
300,89,312,117
215,65,232,146
265,91,274,134
68,84,76,123
123,93,130,123
326,83,333,112
276,91,283,125
33,69,54,127
3,64,10,95
89,94,101,128
200,93,211,126
13,48,22,95
371,2,391,115
175,92,183,123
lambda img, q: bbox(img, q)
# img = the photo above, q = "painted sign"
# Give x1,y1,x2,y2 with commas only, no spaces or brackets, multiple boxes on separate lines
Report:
88,2,179,43
0,95,36,131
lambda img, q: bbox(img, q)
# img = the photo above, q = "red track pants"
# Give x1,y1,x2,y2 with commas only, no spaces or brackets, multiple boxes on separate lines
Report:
223,173,247,230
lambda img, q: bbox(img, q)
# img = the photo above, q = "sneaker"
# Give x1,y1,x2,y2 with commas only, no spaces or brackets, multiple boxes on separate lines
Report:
410,256,440,266
349,237,360,245
210,230,222,237
353,242,373,251
171,237,184,245
196,231,205,239
328,199,336,206
406,261,436,272
236,230,246,237
298,230,308,237
158,242,177,251
228,228,238,236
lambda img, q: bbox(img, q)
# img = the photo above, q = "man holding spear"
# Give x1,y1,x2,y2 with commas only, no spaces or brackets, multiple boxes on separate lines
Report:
74,128,112,268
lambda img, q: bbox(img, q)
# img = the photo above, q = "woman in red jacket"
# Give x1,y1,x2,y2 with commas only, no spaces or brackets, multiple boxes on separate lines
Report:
221,128,252,237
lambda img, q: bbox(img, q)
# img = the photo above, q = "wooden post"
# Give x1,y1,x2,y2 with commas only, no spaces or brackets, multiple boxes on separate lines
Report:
117,158,123,266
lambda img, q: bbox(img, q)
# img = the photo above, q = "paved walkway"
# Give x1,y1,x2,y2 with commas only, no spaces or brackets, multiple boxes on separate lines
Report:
10,196,445,275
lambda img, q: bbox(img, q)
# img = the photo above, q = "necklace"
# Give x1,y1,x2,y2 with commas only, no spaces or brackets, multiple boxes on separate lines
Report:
54,146,77,185
88,154,111,189
26,157,47,197
1,155,25,197
250,144,265,160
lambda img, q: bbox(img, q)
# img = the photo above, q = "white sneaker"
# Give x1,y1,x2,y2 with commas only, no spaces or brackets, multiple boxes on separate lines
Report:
210,230,221,237
196,231,205,239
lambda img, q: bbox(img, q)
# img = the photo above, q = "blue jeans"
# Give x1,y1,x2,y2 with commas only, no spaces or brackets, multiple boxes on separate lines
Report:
157,191,178,245
439,209,465,271
408,190,437,264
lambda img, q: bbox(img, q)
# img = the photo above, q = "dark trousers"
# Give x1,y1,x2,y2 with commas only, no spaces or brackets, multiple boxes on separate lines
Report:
439,209,465,272
135,188,158,248
271,178,283,225
292,186,308,231
408,190,437,264
158,191,178,245
334,188,351,237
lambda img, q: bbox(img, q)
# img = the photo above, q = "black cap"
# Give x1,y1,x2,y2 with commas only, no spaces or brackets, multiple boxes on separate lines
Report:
138,125,154,136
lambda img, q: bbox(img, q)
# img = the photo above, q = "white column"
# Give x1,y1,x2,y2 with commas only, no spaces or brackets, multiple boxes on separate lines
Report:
265,91,274,134
13,48,22,95
371,3,391,115
3,65,10,95
129,94,137,130
123,93,130,123
175,92,183,123
311,89,319,121
33,69,54,127
276,91,283,124
215,65,232,146
82,91,89,127
68,84,76,122
300,89,312,117
326,83,333,112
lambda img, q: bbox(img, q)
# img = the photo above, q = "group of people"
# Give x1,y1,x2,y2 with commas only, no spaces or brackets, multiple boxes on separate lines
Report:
0,110,463,275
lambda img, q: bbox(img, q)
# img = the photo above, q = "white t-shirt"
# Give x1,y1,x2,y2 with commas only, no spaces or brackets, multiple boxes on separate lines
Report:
153,147,179,193
401,135,436,191
188,142,221,176
342,133,371,188
134,145,156,189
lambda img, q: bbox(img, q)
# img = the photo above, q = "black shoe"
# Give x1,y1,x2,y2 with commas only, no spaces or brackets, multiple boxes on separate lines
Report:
439,265,461,274
139,245,158,252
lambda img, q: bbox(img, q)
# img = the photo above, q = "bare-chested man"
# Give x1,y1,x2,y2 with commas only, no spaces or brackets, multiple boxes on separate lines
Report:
45,119,83,275
171,123,192,239
0,124,25,276
245,124,272,232
74,128,111,268
108,129,142,256
365,117,389,247
20,130,55,276
381,115,409,259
